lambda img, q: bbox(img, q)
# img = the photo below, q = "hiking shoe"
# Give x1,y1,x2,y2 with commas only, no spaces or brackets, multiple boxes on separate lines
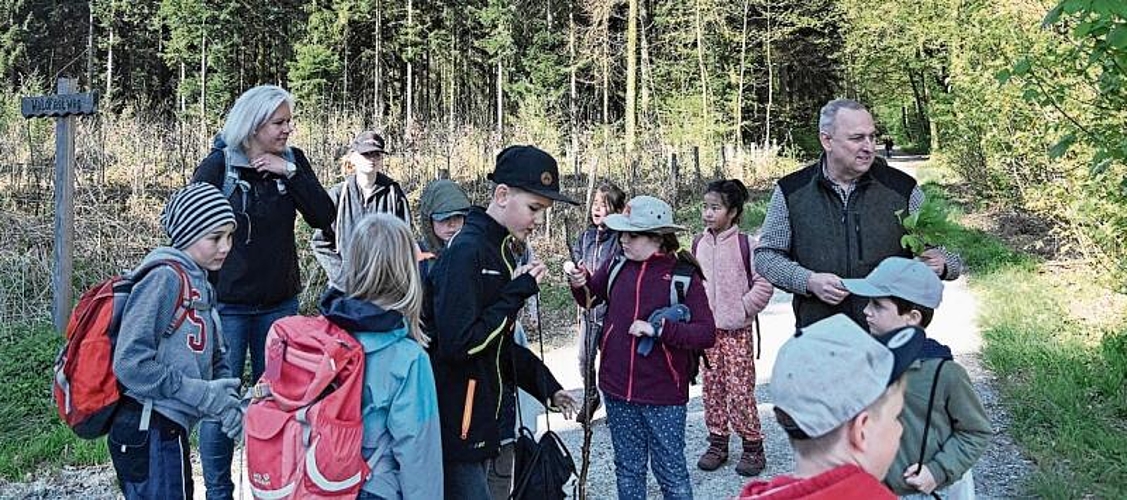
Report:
697,434,729,471
575,391,601,425
735,440,766,477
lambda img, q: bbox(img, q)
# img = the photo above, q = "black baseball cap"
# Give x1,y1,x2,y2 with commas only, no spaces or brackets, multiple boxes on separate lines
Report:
351,131,387,155
487,145,578,205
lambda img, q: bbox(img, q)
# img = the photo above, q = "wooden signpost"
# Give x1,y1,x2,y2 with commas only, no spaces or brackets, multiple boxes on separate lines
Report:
21,78,98,334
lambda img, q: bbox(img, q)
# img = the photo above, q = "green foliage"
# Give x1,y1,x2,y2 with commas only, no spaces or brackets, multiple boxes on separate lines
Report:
896,196,952,256
0,323,107,478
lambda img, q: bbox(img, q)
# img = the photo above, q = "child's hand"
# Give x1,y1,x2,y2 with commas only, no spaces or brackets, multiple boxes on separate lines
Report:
564,261,588,288
628,320,656,337
552,389,580,419
903,463,938,494
514,261,548,283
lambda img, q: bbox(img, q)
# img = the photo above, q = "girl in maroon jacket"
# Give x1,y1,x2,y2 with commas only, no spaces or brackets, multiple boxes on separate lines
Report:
567,195,716,500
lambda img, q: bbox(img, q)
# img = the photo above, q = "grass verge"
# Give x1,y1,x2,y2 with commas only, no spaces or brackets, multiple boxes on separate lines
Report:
927,184,1127,498
0,323,108,479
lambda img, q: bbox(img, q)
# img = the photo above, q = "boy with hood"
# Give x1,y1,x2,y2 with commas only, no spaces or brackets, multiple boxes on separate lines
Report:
423,145,579,498
842,257,991,498
738,314,924,499
417,178,473,278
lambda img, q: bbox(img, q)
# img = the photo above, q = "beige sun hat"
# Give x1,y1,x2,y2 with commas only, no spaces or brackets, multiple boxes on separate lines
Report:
602,195,685,234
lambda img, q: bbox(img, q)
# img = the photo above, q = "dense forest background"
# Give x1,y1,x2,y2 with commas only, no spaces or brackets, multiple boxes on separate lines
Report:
0,0,1124,315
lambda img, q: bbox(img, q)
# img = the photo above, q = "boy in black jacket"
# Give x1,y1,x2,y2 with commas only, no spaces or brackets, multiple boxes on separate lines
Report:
424,146,579,499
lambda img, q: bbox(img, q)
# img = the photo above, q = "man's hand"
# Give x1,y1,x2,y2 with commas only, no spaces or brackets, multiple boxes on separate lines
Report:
807,272,849,305
552,390,579,419
514,261,549,283
919,249,946,276
903,463,938,494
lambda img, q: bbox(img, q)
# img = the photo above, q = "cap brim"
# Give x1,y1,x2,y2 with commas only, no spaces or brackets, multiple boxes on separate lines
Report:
875,326,925,384
840,278,889,298
432,210,469,221
603,214,685,234
354,145,387,154
520,186,579,205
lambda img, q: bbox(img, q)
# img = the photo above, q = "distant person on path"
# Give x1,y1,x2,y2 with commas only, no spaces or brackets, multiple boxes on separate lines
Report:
424,145,579,499
754,98,962,329
737,314,925,499
842,257,990,499
320,213,443,499
693,179,774,477
417,178,472,279
884,136,894,158
191,84,336,499
566,195,717,500
569,181,626,424
109,183,241,499
312,130,412,288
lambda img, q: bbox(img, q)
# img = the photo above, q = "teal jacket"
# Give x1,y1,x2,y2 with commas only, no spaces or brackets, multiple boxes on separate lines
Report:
321,289,442,499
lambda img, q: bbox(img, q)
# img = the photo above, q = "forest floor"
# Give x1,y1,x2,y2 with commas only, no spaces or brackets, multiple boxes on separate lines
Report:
0,151,1035,499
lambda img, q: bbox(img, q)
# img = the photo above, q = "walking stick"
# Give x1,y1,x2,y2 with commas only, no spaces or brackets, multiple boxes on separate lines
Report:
563,214,598,500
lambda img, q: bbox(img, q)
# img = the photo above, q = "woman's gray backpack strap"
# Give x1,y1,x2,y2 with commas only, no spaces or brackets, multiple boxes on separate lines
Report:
220,146,297,199
917,358,948,500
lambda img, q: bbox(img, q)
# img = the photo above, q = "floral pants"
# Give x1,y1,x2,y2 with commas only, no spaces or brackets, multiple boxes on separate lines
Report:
702,327,763,441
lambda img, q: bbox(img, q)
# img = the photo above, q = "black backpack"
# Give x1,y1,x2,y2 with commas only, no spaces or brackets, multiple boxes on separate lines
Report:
605,254,710,384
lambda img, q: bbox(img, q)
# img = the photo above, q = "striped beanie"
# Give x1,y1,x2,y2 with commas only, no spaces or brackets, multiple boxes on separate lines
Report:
161,183,236,250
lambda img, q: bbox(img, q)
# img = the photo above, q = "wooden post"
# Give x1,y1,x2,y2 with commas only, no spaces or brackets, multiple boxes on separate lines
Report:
21,78,98,334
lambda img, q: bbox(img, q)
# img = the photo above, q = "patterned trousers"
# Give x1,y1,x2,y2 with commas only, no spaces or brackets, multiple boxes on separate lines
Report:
702,327,763,442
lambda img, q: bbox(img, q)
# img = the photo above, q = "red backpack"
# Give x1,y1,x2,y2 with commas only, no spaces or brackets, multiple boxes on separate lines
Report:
244,315,369,499
53,260,194,439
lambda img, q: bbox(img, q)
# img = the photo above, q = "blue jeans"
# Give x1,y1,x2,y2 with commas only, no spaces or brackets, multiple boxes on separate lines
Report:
199,297,298,500
108,400,192,499
444,460,492,500
605,397,692,500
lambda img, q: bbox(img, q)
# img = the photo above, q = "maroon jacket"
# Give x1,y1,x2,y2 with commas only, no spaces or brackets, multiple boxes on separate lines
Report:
571,252,716,405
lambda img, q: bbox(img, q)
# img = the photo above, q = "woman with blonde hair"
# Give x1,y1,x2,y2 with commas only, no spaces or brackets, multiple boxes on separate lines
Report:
192,84,336,499
319,212,442,499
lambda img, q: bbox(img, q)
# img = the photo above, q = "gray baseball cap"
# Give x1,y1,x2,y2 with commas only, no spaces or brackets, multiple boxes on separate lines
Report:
771,314,924,439
602,195,686,235
841,257,943,309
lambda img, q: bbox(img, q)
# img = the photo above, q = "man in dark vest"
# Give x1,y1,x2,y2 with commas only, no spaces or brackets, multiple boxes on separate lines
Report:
754,99,961,328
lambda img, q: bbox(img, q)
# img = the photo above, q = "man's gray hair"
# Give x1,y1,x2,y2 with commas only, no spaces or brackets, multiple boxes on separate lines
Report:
818,99,868,136
220,85,296,152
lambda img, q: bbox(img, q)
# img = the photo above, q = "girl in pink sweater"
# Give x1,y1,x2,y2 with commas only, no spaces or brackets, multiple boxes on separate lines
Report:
694,178,775,477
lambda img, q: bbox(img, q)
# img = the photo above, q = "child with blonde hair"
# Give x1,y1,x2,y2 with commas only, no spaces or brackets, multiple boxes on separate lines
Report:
319,212,442,499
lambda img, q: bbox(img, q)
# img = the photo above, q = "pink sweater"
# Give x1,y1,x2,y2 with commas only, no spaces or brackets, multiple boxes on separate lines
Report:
695,225,774,330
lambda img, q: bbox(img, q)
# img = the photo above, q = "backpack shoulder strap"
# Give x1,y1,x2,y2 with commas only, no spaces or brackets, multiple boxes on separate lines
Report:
691,234,702,255
220,147,239,199
740,232,752,282
916,358,949,476
129,260,198,334
605,254,628,300
670,257,695,305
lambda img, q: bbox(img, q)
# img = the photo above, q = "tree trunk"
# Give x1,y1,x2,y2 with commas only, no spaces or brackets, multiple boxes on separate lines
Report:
624,0,637,153
569,8,579,177
105,7,114,101
179,62,185,113
764,2,774,146
199,32,207,150
406,0,414,133
87,0,94,88
694,0,709,128
375,0,383,126
496,59,503,139
602,6,610,149
735,0,750,148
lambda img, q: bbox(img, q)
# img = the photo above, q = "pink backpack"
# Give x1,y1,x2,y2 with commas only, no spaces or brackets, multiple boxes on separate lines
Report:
244,316,369,499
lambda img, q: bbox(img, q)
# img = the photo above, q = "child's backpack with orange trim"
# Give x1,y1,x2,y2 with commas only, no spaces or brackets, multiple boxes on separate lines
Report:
52,260,196,439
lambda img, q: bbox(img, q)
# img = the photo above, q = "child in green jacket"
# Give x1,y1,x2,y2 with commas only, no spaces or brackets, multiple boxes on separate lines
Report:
843,257,991,499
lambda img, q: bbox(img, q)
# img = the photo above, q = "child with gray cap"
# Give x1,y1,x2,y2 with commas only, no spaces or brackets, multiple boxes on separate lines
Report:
738,314,925,499
842,257,990,499
566,195,717,500
110,183,242,499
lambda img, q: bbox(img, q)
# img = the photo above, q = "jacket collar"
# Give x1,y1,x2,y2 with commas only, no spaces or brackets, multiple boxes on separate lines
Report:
707,224,740,243
319,287,405,334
